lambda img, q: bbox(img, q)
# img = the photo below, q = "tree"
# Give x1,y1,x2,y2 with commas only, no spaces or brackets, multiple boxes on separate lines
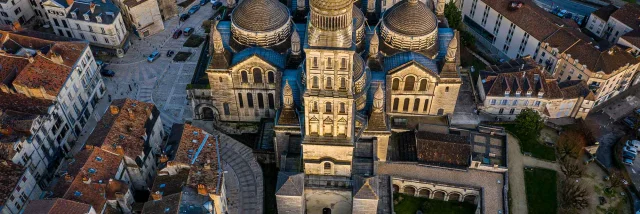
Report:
459,30,476,48
559,178,590,212
557,130,587,160
444,2,462,30
514,109,544,139
560,159,585,178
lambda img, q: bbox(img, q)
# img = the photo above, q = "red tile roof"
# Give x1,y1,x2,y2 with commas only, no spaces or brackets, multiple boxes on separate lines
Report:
0,160,25,207
172,124,222,194
24,198,93,214
611,3,640,30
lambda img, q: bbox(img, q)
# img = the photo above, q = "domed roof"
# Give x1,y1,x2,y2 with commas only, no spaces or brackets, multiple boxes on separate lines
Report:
353,6,365,28
311,0,352,10
383,0,437,36
231,0,290,32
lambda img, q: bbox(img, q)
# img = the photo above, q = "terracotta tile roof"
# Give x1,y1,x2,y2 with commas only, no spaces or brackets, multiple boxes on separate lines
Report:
592,4,618,20
568,45,639,74
0,55,29,86
481,0,565,40
0,91,53,115
51,148,94,197
620,29,640,48
142,167,189,213
0,160,25,207
12,55,72,97
414,131,471,169
172,124,222,194
481,57,563,99
611,3,640,30
559,80,596,101
86,99,159,159
141,193,181,214
24,198,93,214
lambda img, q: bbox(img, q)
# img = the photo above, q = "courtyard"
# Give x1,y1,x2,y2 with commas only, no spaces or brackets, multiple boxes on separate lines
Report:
393,193,476,214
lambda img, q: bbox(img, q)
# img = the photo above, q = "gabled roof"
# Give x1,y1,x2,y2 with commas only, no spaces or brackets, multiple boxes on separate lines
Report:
231,47,286,69
592,4,618,20
24,198,93,214
275,172,304,196
383,52,439,75
353,176,379,200
610,3,640,30
414,131,471,169
171,124,222,195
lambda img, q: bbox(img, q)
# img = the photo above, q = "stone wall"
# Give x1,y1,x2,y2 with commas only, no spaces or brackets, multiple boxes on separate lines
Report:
302,144,353,176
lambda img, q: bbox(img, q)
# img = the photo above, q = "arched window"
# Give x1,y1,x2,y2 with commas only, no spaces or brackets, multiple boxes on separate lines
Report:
419,79,427,91
413,99,420,112
241,71,248,83
404,76,415,91
219,77,223,82
339,103,345,113
340,78,346,89
341,58,347,69
268,94,275,109
326,77,332,89
253,68,262,83
267,71,275,83
325,102,332,113
323,208,331,214
313,76,319,88
423,99,429,112
237,93,244,108
437,108,444,115
392,78,400,90
403,98,410,112
445,86,450,92
247,93,254,108
257,93,264,109
324,162,331,170
313,102,318,112
393,98,399,112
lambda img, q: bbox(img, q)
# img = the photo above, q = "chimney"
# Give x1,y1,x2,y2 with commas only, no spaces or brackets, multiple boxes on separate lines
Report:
64,174,73,182
82,176,91,184
11,21,22,31
115,145,125,156
204,159,211,170
85,145,94,150
110,105,119,114
0,127,12,136
89,2,96,13
127,108,134,119
151,191,162,201
28,55,34,63
197,184,207,195
608,48,614,55
50,53,64,64
159,154,168,163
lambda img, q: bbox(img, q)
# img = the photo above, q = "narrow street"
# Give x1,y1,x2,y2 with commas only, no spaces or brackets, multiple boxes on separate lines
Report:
533,0,598,17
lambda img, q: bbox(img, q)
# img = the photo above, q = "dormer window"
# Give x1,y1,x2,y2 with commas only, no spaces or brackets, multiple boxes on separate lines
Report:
83,13,89,21
526,90,532,96
71,11,77,19
538,92,545,98
516,90,521,96
96,14,102,23
504,90,510,96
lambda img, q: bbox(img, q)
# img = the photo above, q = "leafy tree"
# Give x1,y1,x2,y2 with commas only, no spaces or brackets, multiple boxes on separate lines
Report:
560,158,585,178
444,2,462,30
557,130,586,160
514,109,544,139
559,178,590,212
459,30,476,48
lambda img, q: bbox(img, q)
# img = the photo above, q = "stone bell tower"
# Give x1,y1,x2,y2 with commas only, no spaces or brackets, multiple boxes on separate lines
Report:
301,0,358,177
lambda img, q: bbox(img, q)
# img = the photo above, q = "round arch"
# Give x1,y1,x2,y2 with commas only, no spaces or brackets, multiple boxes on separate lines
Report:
463,194,477,204
196,104,219,121
417,188,431,198
448,192,462,202
403,185,416,196
433,190,446,200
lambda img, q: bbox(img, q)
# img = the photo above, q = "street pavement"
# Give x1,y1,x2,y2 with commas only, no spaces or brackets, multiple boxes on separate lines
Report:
533,0,598,17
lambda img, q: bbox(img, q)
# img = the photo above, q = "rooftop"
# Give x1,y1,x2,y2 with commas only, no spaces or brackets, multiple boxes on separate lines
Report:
172,124,222,195
481,57,563,99
0,160,25,207
85,98,159,159
24,198,93,214
591,4,618,20
610,3,640,30
61,0,122,24
414,131,471,168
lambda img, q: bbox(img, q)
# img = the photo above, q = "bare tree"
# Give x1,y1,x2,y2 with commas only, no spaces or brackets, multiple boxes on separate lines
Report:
560,178,590,211
560,159,586,178
609,171,624,188
557,130,586,161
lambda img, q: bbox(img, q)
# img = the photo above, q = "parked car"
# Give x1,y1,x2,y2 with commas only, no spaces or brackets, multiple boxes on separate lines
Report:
188,5,200,14
627,140,640,151
624,158,634,165
624,146,638,155
166,50,175,57
200,0,207,5
172,29,182,39
179,14,190,21
210,0,216,3
183,27,194,36
623,151,636,160
557,9,567,17
212,1,222,9
100,69,115,77
147,51,160,62
624,116,638,128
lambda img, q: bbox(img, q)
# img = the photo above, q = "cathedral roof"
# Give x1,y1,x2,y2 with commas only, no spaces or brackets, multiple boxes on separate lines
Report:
231,47,286,68
382,0,438,36
383,52,439,74
275,172,304,196
310,0,352,10
231,0,290,32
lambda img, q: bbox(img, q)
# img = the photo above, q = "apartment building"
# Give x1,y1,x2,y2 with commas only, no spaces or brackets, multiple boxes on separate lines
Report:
112,0,163,38
0,0,35,25
477,57,595,120
462,0,640,106
585,4,640,57
585,4,617,38
0,27,106,190
84,98,165,191
0,160,42,214
142,124,227,214
42,0,129,57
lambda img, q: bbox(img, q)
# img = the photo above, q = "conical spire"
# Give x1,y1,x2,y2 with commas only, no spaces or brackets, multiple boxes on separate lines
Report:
369,30,379,57
445,31,458,62
373,84,384,113
291,27,301,55
212,21,224,54
283,80,294,108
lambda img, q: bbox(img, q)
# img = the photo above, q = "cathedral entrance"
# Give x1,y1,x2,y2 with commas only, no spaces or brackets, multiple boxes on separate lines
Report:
199,106,219,122
322,208,331,214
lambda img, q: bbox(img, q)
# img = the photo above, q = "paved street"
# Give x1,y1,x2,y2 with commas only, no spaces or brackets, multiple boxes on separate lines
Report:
533,0,598,17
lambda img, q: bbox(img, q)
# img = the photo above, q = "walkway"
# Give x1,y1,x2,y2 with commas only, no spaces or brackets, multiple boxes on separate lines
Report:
506,133,560,214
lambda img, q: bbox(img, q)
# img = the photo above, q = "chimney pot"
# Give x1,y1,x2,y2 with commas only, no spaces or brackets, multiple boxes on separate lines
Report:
151,191,162,200
115,145,125,156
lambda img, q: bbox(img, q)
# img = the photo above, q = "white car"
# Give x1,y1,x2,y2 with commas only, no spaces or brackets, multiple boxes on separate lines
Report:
624,146,638,155
210,0,216,4
627,140,640,151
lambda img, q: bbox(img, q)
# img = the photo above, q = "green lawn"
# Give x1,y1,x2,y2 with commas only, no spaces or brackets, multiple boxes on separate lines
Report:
183,35,205,47
173,52,192,62
393,193,476,214
502,124,556,161
524,168,557,214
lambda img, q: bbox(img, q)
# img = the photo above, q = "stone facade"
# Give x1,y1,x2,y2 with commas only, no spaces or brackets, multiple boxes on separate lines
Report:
114,0,164,38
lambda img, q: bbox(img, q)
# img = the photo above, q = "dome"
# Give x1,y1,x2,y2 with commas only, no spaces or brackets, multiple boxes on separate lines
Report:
382,0,437,36
311,0,352,11
231,0,290,32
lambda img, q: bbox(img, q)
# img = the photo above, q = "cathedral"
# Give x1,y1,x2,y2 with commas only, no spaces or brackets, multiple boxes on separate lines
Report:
188,0,473,213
